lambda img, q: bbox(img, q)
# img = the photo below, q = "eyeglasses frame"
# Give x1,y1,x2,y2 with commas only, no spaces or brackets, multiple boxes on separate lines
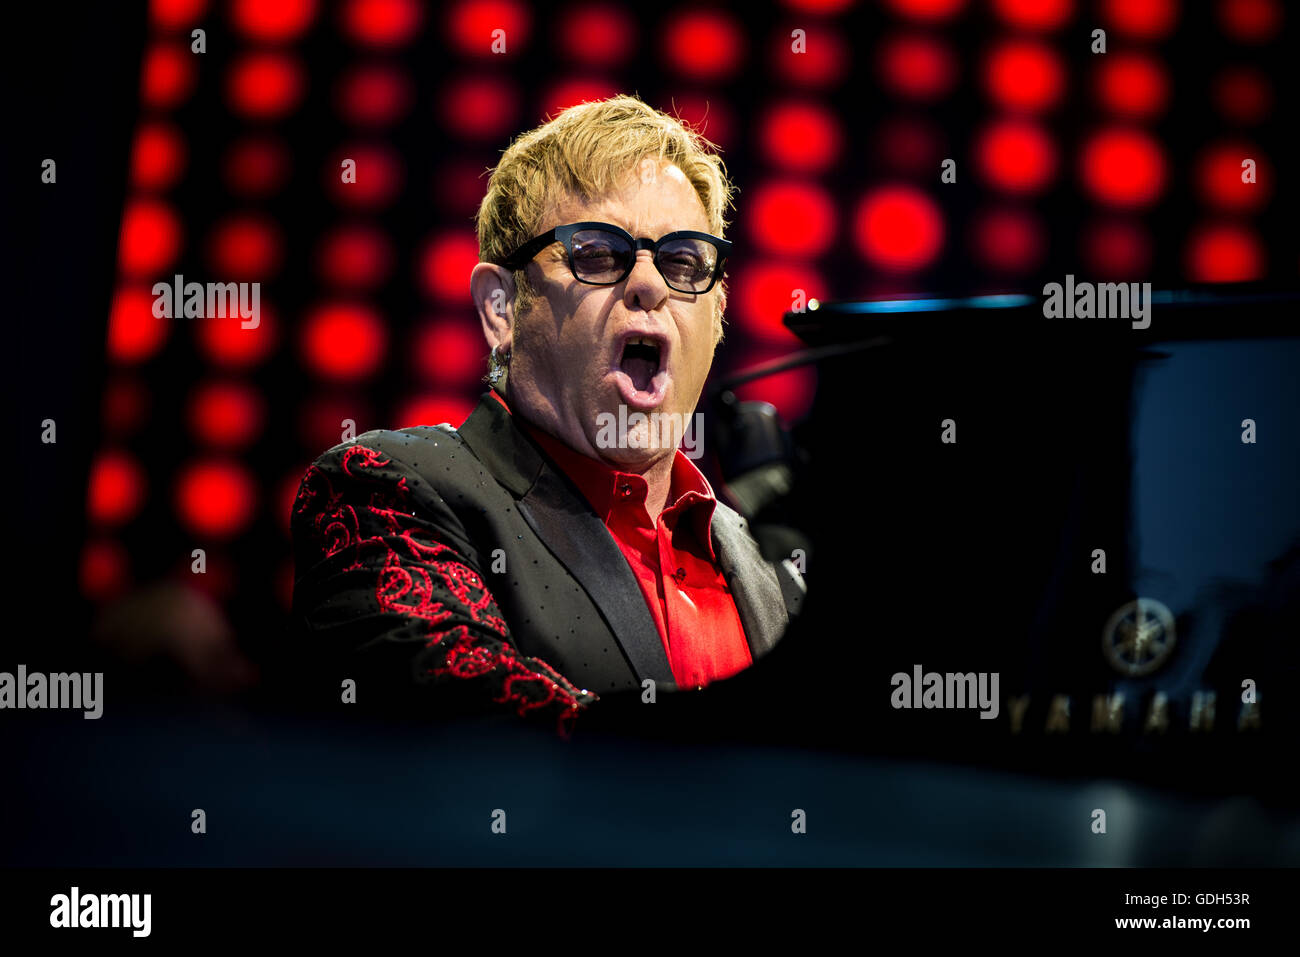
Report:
498,221,732,294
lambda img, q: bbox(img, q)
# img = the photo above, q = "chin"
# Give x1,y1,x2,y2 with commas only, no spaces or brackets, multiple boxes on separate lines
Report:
590,392,691,461
596,445,658,469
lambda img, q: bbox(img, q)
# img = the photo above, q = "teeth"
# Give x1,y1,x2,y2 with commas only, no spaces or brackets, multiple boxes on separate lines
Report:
628,336,656,348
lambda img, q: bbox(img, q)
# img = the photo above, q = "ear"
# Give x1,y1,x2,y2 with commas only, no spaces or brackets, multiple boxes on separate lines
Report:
713,285,727,347
470,261,515,353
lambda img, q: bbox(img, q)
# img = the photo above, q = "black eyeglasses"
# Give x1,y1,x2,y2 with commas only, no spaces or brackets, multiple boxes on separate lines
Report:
499,221,731,294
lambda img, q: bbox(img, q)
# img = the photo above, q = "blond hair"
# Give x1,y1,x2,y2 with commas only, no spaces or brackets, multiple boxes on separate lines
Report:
475,94,736,339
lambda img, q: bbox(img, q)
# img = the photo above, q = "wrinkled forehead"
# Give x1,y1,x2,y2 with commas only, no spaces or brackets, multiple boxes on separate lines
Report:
537,158,710,238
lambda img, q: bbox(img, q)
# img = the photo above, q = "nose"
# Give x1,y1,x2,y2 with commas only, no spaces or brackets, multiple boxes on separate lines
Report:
623,249,669,312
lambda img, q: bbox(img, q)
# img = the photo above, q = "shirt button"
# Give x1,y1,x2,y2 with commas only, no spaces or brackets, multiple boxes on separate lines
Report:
618,483,632,498
673,567,686,583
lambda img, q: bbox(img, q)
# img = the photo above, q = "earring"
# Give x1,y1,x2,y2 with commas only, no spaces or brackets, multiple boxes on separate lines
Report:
489,345,510,385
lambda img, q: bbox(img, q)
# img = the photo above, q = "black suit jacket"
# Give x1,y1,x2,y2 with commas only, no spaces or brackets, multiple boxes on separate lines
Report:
291,392,805,733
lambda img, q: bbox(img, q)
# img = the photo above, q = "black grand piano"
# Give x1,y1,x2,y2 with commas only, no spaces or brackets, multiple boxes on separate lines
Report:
587,283,1300,794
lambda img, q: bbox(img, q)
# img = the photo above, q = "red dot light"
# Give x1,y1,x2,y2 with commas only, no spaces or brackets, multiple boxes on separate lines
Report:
223,137,291,196
301,302,388,381
854,186,945,271
663,11,744,81
130,122,187,191
1196,142,1269,211
440,76,520,140
446,0,527,54
558,4,633,66
447,0,527,55
196,302,278,369
329,144,404,208
971,208,1045,273
1083,219,1152,278
1102,0,1178,39
317,224,395,289
87,451,147,526
102,377,151,434
414,319,488,389
419,232,484,303
231,0,318,41
983,39,1064,112
1186,224,1263,282
975,120,1058,194
299,394,374,452
141,43,197,109
1079,128,1166,207
732,262,828,344
991,0,1073,31
344,0,425,46
772,24,848,88
1095,53,1169,118
107,287,170,363
1213,68,1272,124
337,64,413,126
150,0,208,30
188,381,266,448
118,199,182,277
208,214,284,280
748,182,836,258
878,33,958,101
80,539,129,602
1218,0,1281,42
875,117,945,173
175,460,258,539
760,102,842,173
226,52,306,119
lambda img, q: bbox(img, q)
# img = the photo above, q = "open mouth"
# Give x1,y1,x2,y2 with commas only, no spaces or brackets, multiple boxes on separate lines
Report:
622,336,660,391
614,333,670,410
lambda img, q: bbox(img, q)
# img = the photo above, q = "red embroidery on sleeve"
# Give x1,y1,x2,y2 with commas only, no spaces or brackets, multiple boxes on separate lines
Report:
294,444,592,736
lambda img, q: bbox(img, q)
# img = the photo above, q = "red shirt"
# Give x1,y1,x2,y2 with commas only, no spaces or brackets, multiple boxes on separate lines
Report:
488,391,752,689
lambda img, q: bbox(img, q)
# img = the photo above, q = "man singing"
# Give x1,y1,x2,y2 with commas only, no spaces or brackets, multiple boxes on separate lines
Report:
291,95,804,735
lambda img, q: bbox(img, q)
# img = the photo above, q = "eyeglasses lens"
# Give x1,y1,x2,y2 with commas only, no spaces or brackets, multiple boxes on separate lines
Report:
570,229,717,292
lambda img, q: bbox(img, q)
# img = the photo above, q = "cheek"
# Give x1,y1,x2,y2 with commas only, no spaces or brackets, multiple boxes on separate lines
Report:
560,295,612,357
677,311,716,379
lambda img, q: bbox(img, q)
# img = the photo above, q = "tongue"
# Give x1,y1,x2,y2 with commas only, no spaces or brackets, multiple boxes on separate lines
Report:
622,357,657,393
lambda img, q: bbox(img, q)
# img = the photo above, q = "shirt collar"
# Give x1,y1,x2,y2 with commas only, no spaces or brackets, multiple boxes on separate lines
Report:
490,391,719,559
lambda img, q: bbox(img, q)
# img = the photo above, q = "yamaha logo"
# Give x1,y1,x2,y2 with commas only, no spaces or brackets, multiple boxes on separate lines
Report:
1102,598,1177,677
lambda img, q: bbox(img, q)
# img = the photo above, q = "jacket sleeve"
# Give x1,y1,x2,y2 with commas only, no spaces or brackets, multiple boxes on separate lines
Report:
290,438,598,736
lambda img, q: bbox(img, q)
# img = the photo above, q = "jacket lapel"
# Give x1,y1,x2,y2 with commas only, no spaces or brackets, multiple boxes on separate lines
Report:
711,505,790,660
517,469,675,685
458,395,676,685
